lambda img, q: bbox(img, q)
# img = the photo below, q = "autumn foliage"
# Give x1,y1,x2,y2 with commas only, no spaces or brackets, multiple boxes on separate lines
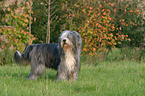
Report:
0,1,34,52
76,3,128,55
79,6,115,55
0,1,34,64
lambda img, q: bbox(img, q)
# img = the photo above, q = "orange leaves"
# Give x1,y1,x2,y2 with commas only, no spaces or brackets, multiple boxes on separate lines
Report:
89,7,93,10
80,8,115,55
0,1,34,53
14,38,18,43
72,14,75,17
109,3,114,7
24,19,29,22
129,10,133,13
83,48,87,52
79,5,131,56
14,15,17,18
127,38,131,41
99,4,102,8
82,9,86,13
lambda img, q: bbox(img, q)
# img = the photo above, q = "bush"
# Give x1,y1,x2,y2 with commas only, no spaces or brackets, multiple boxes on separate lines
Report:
0,49,13,65
0,1,34,65
81,47,145,63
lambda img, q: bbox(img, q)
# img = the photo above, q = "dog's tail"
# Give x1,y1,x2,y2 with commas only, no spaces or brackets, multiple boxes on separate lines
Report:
14,50,24,64
14,45,35,64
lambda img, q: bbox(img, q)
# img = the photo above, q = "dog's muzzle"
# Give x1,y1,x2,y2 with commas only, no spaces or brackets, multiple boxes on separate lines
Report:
62,38,67,46
62,38,69,49
63,39,66,44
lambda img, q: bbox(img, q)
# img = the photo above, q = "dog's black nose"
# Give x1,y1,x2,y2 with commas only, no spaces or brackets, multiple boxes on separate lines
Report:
63,39,66,42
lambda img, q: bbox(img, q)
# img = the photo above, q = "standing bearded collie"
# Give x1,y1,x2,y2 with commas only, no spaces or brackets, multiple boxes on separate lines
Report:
14,30,82,81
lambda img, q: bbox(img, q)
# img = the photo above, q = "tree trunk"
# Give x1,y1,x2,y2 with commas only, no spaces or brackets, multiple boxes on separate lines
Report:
29,0,32,45
46,0,50,43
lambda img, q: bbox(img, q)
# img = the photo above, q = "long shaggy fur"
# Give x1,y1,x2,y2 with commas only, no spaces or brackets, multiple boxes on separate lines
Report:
57,30,82,81
14,30,82,81
14,43,60,80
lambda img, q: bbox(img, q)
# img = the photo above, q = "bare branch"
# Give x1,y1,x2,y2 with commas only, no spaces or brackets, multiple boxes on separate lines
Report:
42,4,47,9
51,15,56,21
0,26,16,29
40,9,47,16
50,8,59,17
29,0,32,45
45,0,48,4
50,5,56,10
51,0,55,4
51,15,59,22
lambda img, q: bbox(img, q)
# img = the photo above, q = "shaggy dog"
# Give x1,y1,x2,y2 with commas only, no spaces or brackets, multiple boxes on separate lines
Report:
14,30,82,81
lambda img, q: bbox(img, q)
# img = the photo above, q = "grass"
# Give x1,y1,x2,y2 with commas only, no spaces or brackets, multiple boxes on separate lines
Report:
0,60,145,96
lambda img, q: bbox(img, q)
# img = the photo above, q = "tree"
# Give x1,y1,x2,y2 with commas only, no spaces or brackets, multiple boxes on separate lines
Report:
29,0,32,45
46,0,50,43
32,0,59,43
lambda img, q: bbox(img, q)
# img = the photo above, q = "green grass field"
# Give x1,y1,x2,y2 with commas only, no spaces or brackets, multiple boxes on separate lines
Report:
0,61,145,96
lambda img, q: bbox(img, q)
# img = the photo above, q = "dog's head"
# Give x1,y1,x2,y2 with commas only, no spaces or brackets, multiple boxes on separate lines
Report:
59,30,81,51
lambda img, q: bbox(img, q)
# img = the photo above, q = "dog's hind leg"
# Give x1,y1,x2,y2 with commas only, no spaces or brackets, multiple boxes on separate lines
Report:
27,62,45,80
27,70,37,80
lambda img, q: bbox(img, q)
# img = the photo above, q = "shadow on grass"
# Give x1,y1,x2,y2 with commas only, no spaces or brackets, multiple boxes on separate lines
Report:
41,72,57,81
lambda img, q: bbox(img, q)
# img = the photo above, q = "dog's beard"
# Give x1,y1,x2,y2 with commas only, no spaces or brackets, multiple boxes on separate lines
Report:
61,41,75,74
62,43,69,50
61,38,71,51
